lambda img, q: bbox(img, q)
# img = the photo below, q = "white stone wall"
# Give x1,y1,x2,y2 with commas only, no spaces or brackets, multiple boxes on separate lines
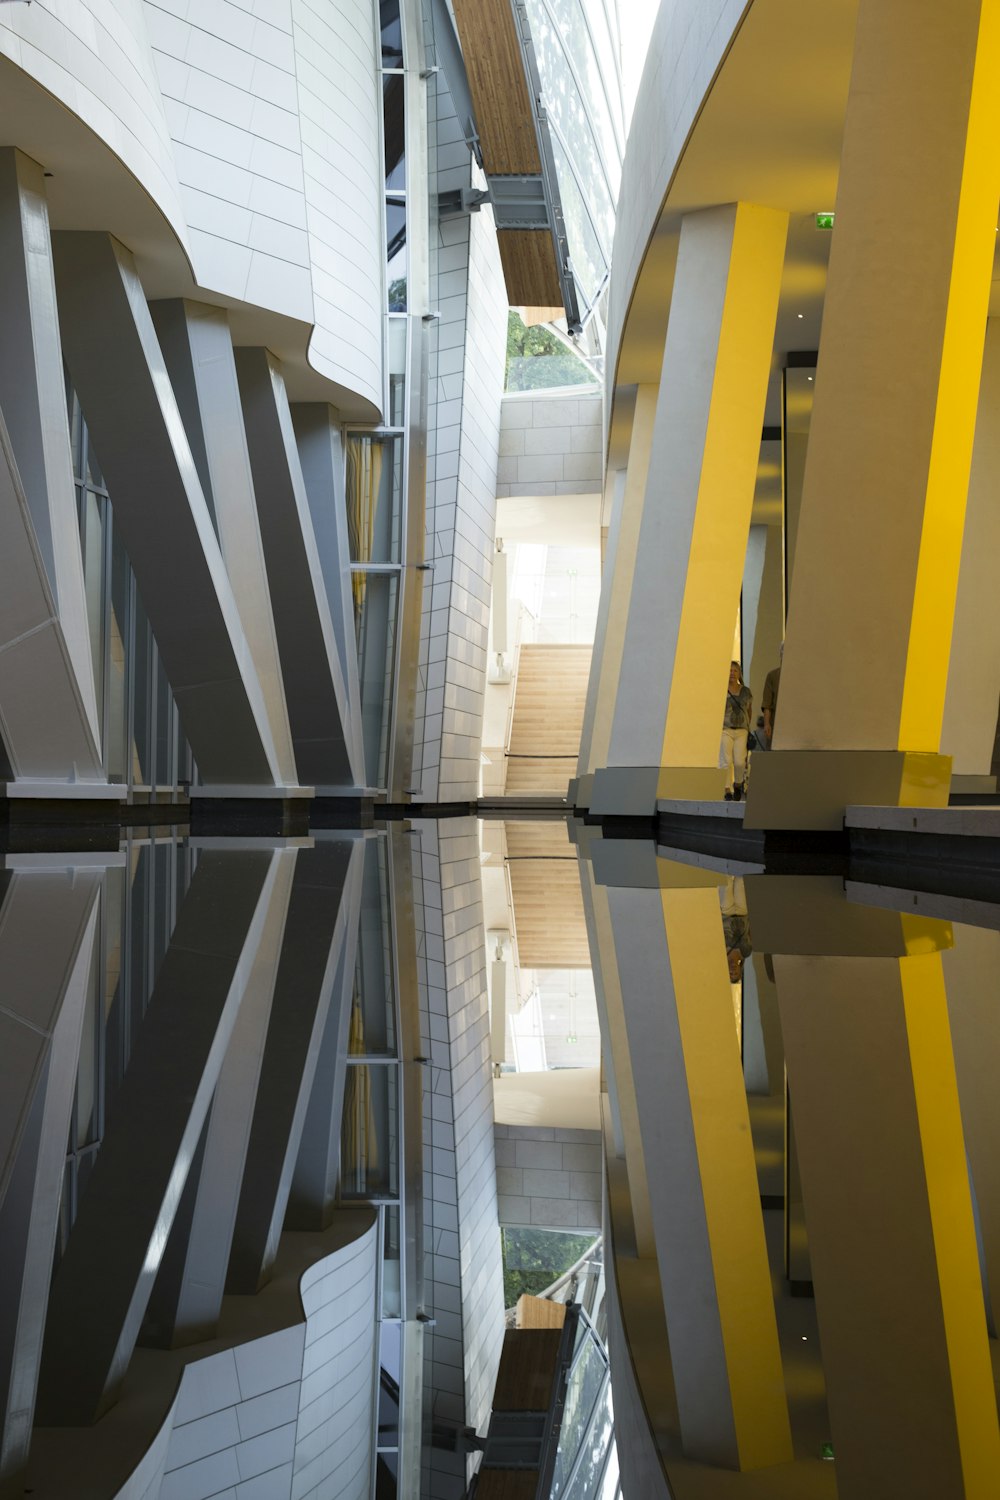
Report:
145,0,313,321
412,80,508,802
496,390,603,498
291,0,383,412
412,818,505,1500
495,1125,603,1233
111,1215,379,1500
1,0,385,415
0,0,188,249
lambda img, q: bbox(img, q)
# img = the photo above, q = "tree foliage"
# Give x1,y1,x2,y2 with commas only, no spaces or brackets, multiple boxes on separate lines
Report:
505,311,597,392
501,1226,596,1308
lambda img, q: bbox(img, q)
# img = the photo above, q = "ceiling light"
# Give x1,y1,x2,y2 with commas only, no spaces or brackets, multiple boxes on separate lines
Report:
807,376,813,382
797,313,803,319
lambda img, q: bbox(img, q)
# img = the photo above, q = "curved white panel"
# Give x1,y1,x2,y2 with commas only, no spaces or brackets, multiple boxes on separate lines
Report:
0,0,189,254
292,0,385,416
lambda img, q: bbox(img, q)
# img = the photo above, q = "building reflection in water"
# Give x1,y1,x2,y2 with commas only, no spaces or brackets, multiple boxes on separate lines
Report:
4,823,1000,1497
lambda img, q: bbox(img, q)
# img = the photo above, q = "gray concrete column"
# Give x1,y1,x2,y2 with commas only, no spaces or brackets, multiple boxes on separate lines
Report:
605,866,792,1470
0,407,105,785
0,865,101,1487
285,872,362,1230
941,923,1000,1337
139,847,299,1348
751,880,1000,1498
51,232,283,789
150,300,299,790
291,403,365,777
942,318,1000,788
227,837,364,1291
236,350,362,791
593,204,788,814
35,847,280,1425
0,149,99,747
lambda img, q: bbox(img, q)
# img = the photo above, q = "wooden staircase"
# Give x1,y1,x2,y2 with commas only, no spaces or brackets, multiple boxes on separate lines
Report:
505,644,591,795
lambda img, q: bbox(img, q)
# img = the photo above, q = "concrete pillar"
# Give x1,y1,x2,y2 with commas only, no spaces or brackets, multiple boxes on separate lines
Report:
752,882,1000,1498
226,838,363,1291
150,300,299,790
747,524,784,719
0,149,99,746
291,403,366,777
940,923,1000,1337
0,866,101,1487
0,407,105,785
591,203,788,815
236,350,362,791
942,319,1000,789
740,525,767,680
35,848,280,1424
51,233,283,789
285,859,363,1230
139,847,298,1348
604,860,792,1470
747,0,1000,828
578,853,653,1256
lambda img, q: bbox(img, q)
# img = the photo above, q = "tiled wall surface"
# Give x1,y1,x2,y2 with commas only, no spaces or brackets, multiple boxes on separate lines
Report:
412,819,505,1500
145,0,313,321
291,0,382,407
115,1215,378,1500
495,391,603,498
495,1125,603,1232
1,1,385,415
0,0,188,246
413,79,507,802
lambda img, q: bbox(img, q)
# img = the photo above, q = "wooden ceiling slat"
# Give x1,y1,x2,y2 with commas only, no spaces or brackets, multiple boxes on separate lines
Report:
497,228,563,309
452,0,541,175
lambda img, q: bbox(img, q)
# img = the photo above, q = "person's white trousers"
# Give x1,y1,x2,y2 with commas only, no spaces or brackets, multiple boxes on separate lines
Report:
719,728,748,792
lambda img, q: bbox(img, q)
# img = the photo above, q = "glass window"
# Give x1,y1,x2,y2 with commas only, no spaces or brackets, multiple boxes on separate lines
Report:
340,1060,399,1197
345,434,404,565
380,0,403,66
386,198,407,311
387,318,407,426
354,570,400,789
355,837,397,1055
383,75,406,189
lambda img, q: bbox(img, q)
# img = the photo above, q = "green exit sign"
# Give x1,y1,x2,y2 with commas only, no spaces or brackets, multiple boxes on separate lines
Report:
815,211,835,230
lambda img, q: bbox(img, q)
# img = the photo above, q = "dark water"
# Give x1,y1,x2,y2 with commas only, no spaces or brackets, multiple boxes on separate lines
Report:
2,820,999,1498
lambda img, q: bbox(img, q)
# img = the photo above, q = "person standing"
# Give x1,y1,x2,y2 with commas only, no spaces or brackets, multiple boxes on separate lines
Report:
761,642,783,746
720,660,752,800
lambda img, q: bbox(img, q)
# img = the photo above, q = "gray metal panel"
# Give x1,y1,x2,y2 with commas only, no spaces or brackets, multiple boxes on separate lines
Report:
139,849,298,1348
51,233,283,788
227,839,364,1292
0,149,100,747
0,405,104,782
35,848,279,1424
0,871,100,1484
152,300,299,789
236,350,361,790
285,854,363,1229
289,403,365,779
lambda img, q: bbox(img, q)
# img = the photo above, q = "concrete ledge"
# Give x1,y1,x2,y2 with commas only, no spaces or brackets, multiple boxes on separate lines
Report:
846,804,1000,836
3,781,126,800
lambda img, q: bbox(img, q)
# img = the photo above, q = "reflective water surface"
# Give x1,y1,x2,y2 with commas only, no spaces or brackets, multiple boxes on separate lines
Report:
3,819,1000,1499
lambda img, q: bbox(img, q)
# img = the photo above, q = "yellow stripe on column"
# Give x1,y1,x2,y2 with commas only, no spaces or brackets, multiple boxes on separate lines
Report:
900,0,1000,750
660,887,792,1469
662,202,788,768
901,950,1000,1496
